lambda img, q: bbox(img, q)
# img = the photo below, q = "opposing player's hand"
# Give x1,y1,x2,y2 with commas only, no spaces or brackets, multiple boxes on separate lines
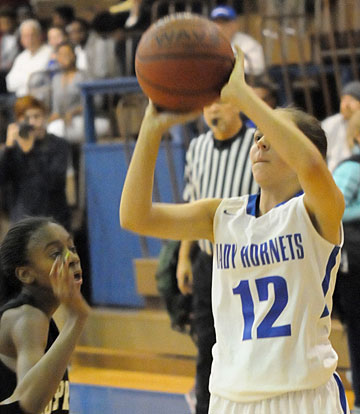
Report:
143,101,201,134
176,255,193,295
49,254,91,319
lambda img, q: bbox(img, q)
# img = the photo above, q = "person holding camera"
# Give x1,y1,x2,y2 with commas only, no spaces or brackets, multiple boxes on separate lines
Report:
0,95,72,229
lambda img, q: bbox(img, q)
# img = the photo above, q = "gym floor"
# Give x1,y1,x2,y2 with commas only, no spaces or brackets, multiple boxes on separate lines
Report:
69,366,355,413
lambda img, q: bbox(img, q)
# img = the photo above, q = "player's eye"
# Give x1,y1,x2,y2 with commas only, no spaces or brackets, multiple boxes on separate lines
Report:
50,251,62,259
69,246,77,254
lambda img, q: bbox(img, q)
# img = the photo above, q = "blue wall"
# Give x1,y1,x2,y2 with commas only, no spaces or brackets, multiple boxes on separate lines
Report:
85,141,185,306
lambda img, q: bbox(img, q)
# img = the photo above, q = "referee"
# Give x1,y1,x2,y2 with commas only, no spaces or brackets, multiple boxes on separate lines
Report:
177,98,259,414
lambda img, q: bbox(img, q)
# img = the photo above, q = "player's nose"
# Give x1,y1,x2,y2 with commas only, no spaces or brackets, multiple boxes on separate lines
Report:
256,136,270,150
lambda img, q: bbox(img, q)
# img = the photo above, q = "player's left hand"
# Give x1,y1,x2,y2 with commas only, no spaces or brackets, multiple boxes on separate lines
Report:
144,101,201,134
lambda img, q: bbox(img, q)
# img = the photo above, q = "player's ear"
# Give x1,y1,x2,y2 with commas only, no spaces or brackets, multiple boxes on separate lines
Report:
15,266,35,284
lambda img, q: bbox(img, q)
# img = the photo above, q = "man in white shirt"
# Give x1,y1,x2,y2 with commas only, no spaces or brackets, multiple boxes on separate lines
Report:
210,5,266,77
321,81,360,172
6,19,52,97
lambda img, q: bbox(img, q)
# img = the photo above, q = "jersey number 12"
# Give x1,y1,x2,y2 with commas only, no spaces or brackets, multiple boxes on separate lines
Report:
233,276,291,340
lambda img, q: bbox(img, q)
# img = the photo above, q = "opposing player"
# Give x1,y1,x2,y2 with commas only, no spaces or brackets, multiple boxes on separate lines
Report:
0,217,90,414
120,48,348,413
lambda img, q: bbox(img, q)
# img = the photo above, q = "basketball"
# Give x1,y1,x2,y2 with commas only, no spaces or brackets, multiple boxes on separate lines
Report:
135,13,235,112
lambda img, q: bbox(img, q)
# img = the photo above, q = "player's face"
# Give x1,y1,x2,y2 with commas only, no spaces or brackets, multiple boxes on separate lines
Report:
25,223,82,290
250,129,296,187
340,94,360,120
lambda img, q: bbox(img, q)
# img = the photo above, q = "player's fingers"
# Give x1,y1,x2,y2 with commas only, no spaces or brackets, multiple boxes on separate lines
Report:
49,256,61,279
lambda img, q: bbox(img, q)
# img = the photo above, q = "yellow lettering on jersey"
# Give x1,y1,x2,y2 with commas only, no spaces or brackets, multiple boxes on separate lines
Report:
52,380,64,411
62,380,70,410
40,380,69,413
43,400,52,414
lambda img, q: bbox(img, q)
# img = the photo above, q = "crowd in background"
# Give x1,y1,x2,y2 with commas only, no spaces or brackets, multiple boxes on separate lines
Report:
0,2,359,413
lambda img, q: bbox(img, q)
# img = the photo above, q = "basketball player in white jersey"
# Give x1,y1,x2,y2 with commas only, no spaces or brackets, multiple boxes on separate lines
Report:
120,47,349,413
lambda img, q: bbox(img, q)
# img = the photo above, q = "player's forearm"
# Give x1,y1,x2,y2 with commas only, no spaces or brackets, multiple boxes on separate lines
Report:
238,85,324,175
10,316,87,414
120,109,163,233
178,240,194,261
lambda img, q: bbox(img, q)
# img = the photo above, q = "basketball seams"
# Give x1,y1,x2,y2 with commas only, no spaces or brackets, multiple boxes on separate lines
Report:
135,53,234,63
135,12,234,111
135,67,229,95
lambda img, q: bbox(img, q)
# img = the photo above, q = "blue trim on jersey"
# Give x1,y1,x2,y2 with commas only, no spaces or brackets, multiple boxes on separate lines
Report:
320,245,340,318
246,194,258,216
333,372,348,414
246,191,304,217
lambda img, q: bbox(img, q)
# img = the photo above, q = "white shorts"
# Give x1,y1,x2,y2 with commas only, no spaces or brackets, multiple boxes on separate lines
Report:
208,373,349,414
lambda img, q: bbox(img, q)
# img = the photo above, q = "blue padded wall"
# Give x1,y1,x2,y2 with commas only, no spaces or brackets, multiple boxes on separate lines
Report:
85,142,185,306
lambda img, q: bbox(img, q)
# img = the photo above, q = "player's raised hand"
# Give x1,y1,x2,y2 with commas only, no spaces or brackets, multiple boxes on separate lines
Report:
49,253,90,318
220,46,248,107
143,100,201,135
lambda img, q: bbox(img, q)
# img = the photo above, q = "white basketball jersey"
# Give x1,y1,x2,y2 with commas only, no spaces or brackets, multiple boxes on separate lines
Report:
210,192,342,402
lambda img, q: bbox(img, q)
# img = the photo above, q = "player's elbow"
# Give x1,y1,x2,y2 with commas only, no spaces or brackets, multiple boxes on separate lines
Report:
119,205,147,234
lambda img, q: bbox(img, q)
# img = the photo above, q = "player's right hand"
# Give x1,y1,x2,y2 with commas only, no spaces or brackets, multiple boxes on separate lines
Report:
176,255,193,295
144,100,201,134
49,255,91,319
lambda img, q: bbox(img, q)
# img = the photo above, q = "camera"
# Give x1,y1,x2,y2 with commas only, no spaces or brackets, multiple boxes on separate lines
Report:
18,122,34,139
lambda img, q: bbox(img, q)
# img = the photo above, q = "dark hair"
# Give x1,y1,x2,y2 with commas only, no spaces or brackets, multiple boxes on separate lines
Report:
54,5,75,25
91,11,117,34
55,40,75,53
0,217,54,304
277,107,327,159
251,78,278,107
68,17,89,32
0,7,16,20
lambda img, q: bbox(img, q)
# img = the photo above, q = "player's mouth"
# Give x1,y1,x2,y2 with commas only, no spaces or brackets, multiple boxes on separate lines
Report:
73,271,83,284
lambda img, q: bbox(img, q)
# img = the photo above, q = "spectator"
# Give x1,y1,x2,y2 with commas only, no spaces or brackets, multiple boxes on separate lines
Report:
0,8,19,91
245,78,278,128
47,41,110,143
0,95,73,229
332,109,360,414
177,99,258,414
46,25,68,73
322,81,360,172
5,19,52,97
210,5,265,77
66,17,118,80
52,5,75,29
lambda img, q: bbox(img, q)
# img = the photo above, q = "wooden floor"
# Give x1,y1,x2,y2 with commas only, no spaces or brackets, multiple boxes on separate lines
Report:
69,365,194,394
70,365,355,410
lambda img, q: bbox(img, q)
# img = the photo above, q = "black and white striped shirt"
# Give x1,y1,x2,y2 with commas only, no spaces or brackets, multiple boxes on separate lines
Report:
183,126,259,254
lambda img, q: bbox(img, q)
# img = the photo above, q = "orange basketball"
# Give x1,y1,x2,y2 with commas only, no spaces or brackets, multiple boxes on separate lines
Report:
135,12,235,112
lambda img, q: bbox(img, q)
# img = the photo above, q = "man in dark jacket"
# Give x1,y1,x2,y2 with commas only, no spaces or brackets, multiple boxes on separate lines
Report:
0,95,72,229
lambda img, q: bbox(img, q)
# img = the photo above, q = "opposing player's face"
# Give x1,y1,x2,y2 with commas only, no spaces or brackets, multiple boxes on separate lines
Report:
250,130,296,187
26,223,82,290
